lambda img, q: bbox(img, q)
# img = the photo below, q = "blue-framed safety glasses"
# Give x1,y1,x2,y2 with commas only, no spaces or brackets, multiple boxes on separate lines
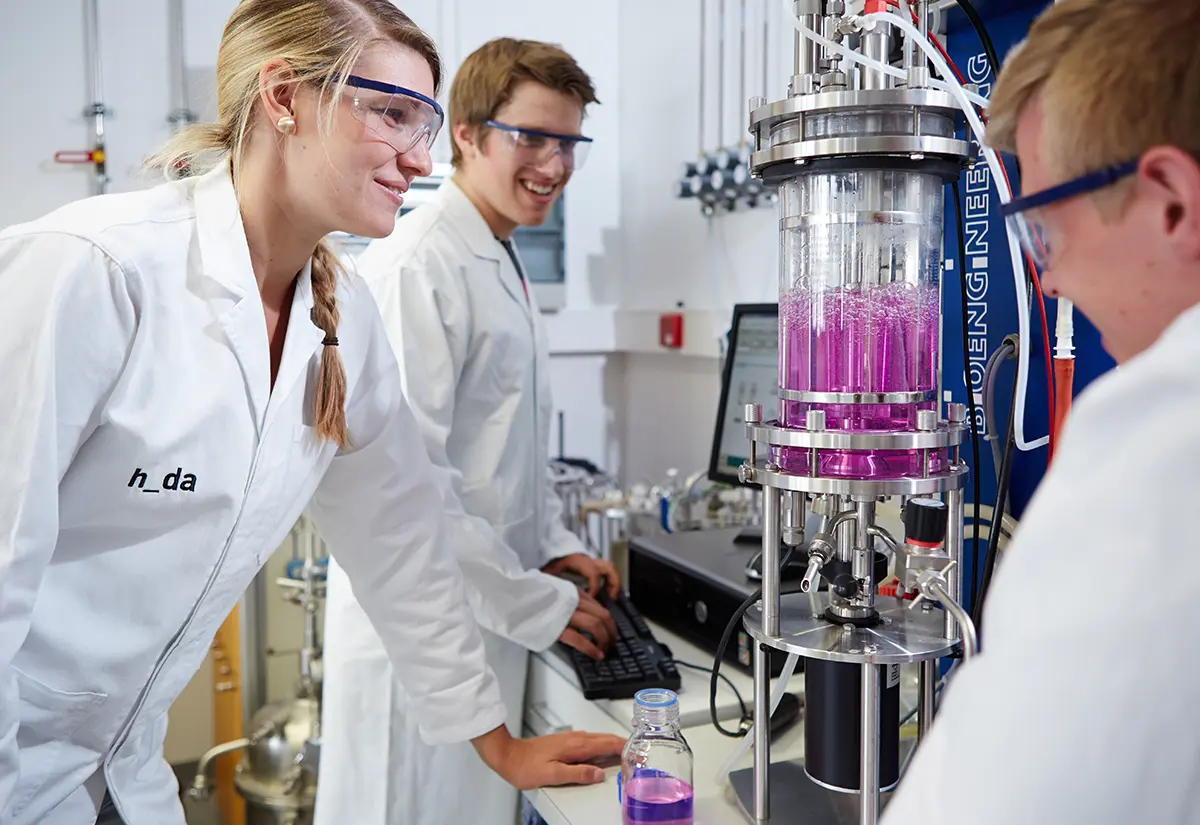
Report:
337,74,444,154
483,120,594,171
1001,158,1139,270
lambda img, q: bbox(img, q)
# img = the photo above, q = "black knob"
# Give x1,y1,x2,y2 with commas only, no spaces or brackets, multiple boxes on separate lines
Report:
832,574,859,599
905,498,948,547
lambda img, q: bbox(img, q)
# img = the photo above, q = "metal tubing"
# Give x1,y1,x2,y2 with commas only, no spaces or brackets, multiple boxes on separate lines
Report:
82,0,108,195
944,488,964,640
739,0,747,133
762,487,782,636
754,643,771,822
918,659,936,740
853,500,874,589
700,0,707,154
929,582,978,663
902,1,915,70
167,0,195,130
860,664,880,825
794,4,819,77
866,525,900,557
718,0,727,148
862,31,891,90
763,1,770,98
782,490,806,546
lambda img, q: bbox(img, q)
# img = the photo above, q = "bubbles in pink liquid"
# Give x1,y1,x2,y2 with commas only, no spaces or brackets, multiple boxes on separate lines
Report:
777,283,946,479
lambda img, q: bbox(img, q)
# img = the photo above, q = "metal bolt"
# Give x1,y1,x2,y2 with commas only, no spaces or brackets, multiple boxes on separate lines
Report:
907,66,930,89
748,95,766,114
745,403,763,425
827,0,845,14
806,409,827,431
738,464,754,484
948,403,967,424
765,462,781,473
916,410,938,432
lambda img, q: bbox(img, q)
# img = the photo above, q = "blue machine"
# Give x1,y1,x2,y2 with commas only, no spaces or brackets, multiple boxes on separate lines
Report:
939,0,1116,607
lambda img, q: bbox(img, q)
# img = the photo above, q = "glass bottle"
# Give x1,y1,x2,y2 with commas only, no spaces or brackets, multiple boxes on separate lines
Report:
619,689,694,825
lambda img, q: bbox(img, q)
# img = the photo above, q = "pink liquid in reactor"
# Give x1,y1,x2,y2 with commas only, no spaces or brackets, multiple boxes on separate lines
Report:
777,283,947,479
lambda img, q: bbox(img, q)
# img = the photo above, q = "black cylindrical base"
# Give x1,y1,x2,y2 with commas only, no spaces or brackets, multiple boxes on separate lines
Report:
803,658,900,792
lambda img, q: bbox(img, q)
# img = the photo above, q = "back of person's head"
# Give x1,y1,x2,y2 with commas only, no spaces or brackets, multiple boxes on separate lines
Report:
448,37,597,169
148,0,442,449
989,0,1200,213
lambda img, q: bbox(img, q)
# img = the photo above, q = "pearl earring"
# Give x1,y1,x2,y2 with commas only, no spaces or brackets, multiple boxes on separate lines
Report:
277,115,296,134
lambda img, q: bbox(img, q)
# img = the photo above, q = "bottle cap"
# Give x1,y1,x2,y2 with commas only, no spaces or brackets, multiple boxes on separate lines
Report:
634,689,679,708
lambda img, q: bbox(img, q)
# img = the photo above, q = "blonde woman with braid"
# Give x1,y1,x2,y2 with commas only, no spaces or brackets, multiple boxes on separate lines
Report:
0,3,623,824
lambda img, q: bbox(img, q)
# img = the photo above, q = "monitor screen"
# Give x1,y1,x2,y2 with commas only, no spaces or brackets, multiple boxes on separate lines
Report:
709,304,780,486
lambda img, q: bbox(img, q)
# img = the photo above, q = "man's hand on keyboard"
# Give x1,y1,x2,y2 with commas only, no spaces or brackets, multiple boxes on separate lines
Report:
558,589,618,660
542,552,622,599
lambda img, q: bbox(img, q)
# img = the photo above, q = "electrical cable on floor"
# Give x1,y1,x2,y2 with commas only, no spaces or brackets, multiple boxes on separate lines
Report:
709,544,797,737
953,184,983,616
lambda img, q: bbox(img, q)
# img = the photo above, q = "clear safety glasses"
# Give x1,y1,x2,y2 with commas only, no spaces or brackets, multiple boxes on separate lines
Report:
1001,158,1139,271
484,120,594,171
338,74,445,154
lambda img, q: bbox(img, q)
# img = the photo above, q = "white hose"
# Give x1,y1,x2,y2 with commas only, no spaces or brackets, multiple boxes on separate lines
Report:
1055,298,1075,359
860,10,1049,451
714,652,800,782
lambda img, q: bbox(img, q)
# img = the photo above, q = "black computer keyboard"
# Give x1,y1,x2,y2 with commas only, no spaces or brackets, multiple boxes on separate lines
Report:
559,591,682,701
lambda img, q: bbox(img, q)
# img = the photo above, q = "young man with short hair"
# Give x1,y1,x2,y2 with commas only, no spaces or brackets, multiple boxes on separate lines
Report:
317,38,615,825
885,1,1200,821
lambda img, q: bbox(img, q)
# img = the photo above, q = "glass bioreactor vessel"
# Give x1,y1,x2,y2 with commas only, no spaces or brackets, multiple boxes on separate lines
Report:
737,2,980,824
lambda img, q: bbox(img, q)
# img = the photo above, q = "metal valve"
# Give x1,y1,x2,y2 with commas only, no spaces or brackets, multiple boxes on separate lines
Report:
799,532,836,593
908,560,978,662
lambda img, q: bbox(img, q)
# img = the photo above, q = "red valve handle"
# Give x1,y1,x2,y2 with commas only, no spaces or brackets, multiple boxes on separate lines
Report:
54,149,105,164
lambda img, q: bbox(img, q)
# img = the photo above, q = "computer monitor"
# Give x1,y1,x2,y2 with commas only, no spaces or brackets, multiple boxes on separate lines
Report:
708,303,780,488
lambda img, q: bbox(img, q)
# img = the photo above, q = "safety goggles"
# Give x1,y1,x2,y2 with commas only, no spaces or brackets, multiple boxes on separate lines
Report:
1001,158,1139,270
337,73,444,154
483,120,594,171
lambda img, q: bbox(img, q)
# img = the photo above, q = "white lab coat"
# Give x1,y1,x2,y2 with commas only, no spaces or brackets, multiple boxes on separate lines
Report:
0,165,511,825
316,179,584,825
883,303,1200,823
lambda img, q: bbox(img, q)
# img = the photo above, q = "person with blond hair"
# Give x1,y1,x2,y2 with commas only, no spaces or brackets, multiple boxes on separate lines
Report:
884,0,1200,821
317,36,618,825
0,3,623,824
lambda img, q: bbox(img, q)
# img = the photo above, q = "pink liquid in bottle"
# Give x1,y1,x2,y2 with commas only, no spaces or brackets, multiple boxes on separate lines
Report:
621,775,695,825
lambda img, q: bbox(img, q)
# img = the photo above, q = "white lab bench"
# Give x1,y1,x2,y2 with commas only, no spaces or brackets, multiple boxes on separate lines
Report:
522,620,806,825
